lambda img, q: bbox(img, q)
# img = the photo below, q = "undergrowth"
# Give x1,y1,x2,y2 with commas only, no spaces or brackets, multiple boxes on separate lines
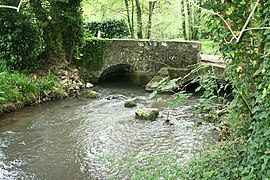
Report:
0,69,65,112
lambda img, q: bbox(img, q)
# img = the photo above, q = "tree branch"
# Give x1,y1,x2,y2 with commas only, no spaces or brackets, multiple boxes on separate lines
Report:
244,27,270,32
0,5,19,11
17,0,24,12
0,0,24,12
189,0,270,44
188,0,237,40
236,0,260,42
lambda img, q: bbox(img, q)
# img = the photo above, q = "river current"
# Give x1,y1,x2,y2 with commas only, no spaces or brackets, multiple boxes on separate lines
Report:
0,78,218,179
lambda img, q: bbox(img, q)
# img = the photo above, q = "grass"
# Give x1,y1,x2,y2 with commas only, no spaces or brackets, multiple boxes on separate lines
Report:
171,38,221,55
200,39,221,55
0,70,66,113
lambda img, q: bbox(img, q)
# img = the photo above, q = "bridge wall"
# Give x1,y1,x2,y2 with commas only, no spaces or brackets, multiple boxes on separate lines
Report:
78,39,201,82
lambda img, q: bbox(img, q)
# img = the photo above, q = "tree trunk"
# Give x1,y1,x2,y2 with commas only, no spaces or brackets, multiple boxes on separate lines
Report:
179,0,183,38
135,0,143,39
147,1,156,39
258,0,266,56
131,0,135,38
188,1,192,40
124,0,134,38
183,0,189,40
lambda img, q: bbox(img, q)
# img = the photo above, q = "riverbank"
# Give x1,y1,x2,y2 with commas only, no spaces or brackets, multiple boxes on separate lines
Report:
0,67,93,115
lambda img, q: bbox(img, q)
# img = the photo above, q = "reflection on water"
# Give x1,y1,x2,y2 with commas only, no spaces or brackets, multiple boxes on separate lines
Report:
0,77,218,179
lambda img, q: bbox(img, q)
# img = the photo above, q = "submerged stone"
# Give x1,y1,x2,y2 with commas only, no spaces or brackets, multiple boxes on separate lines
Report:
135,107,159,120
80,90,100,99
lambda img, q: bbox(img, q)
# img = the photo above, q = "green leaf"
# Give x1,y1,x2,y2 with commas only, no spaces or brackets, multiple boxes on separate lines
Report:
261,155,270,171
148,90,157,99
161,82,176,90
195,86,202,92
150,82,159,88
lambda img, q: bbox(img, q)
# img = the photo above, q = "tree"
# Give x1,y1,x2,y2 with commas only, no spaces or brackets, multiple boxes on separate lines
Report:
183,0,189,40
124,0,135,38
135,0,143,39
147,0,157,39
29,0,83,64
0,0,83,70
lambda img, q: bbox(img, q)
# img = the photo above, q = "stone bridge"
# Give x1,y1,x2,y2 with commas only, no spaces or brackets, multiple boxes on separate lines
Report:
78,39,224,89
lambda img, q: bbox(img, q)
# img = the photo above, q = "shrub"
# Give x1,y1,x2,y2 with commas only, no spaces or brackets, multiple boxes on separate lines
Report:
84,19,130,38
0,9,44,71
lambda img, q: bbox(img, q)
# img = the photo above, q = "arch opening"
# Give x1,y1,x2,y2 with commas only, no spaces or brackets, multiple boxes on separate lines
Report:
98,64,151,86
99,64,132,82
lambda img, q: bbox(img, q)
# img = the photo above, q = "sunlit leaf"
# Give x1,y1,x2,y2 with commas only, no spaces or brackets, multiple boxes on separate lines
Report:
148,90,157,99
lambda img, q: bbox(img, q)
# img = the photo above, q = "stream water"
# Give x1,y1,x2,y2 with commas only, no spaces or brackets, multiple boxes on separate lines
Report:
0,77,218,179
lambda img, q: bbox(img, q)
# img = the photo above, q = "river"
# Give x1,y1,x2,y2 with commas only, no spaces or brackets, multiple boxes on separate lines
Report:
0,76,218,179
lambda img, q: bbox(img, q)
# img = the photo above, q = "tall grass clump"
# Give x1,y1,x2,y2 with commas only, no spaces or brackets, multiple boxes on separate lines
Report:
0,68,65,113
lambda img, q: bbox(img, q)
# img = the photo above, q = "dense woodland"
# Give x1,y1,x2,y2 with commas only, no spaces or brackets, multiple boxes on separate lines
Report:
0,0,270,178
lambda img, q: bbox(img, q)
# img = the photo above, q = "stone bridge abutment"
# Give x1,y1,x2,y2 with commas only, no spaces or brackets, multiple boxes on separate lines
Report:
77,39,202,84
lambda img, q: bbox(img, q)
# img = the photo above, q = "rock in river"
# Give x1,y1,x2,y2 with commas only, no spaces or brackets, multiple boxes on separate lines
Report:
124,99,137,108
80,90,100,99
135,108,159,120
85,82,93,88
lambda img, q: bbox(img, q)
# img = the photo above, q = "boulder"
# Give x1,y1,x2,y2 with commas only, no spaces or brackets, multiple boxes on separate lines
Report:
135,108,159,120
124,99,137,108
80,90,100,99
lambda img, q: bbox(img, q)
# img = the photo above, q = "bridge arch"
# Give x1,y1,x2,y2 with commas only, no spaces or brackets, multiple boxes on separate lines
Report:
99,64,132,81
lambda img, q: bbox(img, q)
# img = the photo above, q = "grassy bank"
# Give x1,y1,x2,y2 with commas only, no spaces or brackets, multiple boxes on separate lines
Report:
200,39,221,55
172,38,220,55
0,70,67,114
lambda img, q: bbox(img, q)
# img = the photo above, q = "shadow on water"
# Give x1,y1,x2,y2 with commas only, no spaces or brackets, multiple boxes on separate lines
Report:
0,72,219,179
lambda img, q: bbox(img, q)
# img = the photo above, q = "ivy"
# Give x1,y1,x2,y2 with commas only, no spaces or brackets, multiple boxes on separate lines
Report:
185,0,270,178
77,37,111,71
0,8,44,70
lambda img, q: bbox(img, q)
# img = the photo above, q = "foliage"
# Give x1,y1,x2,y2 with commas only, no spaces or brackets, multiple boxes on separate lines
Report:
82,0,210,40
76,37,110,71
0,71,39,105
30,0,84,64
183,0,270,178
107,152,186,179
200,39,221,55
57,1,84,62
0,0,83,71
191,68,229,121
84,19,130,39
0,69,66,110
0,8,44,70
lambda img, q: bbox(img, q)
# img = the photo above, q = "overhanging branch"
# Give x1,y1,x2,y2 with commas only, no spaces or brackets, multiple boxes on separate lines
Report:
0,0,25,12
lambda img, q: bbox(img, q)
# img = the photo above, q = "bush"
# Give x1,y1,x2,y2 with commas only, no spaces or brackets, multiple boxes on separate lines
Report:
84,19,130,38
0,9,44,71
